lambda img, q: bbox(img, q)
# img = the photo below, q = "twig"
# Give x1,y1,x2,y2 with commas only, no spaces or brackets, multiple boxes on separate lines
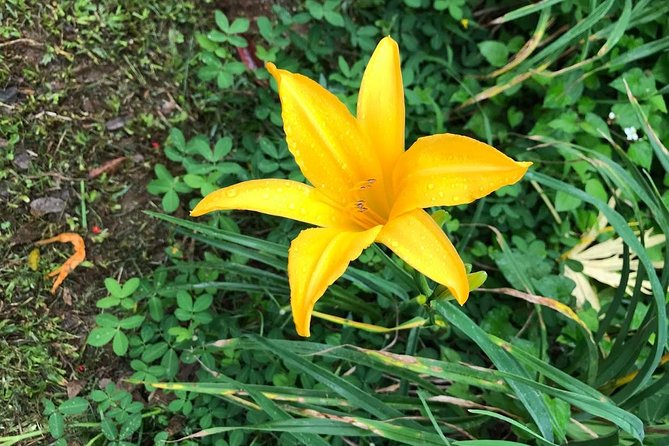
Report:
0,38,44,48
33,111,73,121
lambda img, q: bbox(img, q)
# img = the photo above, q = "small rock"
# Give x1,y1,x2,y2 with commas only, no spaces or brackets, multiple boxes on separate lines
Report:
30,197,66,217
0,86,18,104
13,150,33,170
105,116,130,131
161,99,177,115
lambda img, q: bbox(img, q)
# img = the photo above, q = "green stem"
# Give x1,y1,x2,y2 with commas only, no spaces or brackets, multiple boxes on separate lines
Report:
0,430,46,446
80,179,87,229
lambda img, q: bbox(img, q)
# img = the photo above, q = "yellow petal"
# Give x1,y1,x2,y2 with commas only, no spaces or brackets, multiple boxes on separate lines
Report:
289,226,382,337
377,209,469,304
191,179,357,229
391,134,532,218
267,63,382,204
357,36,405,179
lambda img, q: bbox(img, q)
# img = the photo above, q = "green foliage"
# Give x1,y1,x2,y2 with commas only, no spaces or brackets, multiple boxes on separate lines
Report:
16,0,669,445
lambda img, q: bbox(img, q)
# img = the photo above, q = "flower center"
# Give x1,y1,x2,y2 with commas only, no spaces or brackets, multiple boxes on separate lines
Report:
348,178,387,228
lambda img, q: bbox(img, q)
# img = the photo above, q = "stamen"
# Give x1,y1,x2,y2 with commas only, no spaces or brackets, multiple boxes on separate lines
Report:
355,200,368,212
346,177,386,227
358,178,376,190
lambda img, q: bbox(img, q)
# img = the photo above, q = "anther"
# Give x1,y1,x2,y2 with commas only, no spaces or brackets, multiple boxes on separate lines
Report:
356,178,376,190
359,178,376,190
355,200,368,212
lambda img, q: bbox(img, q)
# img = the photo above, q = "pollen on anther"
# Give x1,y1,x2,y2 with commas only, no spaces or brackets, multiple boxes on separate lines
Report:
358,178,377,190
355,200,368,212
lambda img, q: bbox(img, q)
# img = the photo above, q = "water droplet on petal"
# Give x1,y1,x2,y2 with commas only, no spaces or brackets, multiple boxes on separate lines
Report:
226,190,238,198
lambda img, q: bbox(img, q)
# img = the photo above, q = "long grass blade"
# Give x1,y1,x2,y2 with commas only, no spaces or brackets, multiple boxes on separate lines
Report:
431,299,558,442
526,171,667,403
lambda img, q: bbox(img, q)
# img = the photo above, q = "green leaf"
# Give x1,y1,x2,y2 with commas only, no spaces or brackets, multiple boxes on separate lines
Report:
469,409,557,445
162,189,179,213
624,79,669,172
104,278,123,297
162,348,179,379
174,308,192,322
59,397,89,415
197,64,219,81
478,41,509,67
611,68,656,98
90,390,107,402
48,412,65,438
95,313,119,327
148,296,164,321
628,140,653,169
227,35,247,48
305,0,324,19
176,290,193,311
229,18,250,34
596,0,631,56
119,315,145,329
582,112,611,140
187,137,213,161
217,71,234,89
87,327,117,347
96,296,120,309
490,0,565,24
193,294,213,312
454,441,537,446
214,137,232,159
433,0,448,11
154,163,173,181
169,128,186,151
584,179,608,203
113,331,129,356
119,413,143,439
258,137,279,158
609,35,669,69
42,398,56,415
323,10,345,27
258,159,279,173
507,107,524,128
142,342,169,363
555,190,582,212
147,178,171,195
101,417,118,440
214,10,229,32
121,277,140,297
183,174,205,189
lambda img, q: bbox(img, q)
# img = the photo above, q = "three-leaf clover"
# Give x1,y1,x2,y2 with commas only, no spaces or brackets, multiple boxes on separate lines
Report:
96,277,140,310
87,313,145,356
174,290,213,325
147,163,192,213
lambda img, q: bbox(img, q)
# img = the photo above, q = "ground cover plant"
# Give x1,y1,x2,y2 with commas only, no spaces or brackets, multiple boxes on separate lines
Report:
2,0,669,445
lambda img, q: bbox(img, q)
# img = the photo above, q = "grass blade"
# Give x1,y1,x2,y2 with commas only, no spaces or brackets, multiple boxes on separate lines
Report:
490,0,565,24
526,171,667,403
431,299,558,442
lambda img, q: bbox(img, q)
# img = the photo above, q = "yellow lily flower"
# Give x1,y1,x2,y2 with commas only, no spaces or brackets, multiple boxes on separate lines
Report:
191,36,531,337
